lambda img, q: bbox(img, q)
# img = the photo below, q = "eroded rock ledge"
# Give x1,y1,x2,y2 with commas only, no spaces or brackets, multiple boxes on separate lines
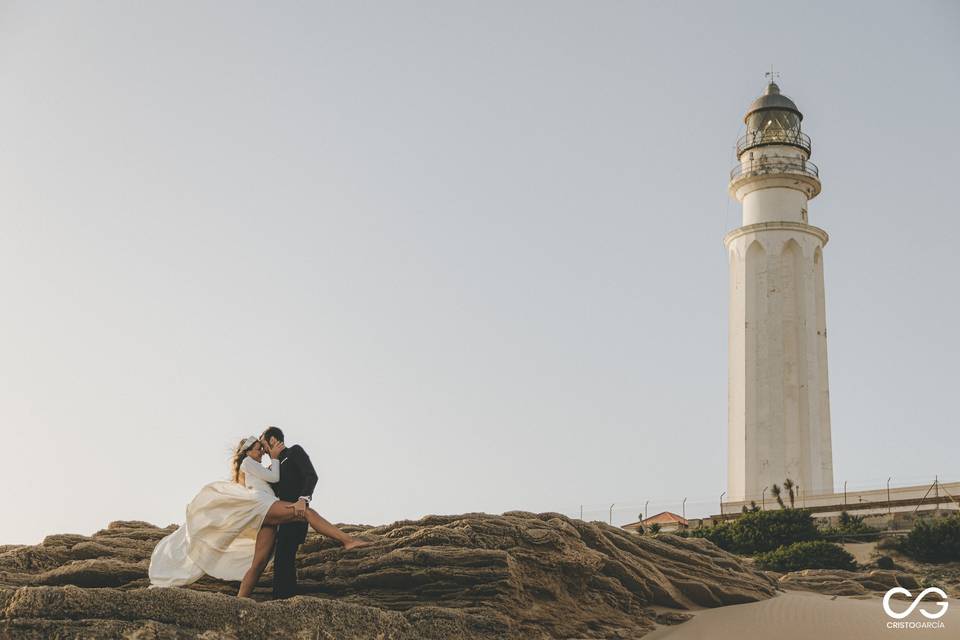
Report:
772,567,922,597
0,512,782,638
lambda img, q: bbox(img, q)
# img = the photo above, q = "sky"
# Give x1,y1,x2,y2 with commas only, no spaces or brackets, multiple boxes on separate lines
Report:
1,1,958,544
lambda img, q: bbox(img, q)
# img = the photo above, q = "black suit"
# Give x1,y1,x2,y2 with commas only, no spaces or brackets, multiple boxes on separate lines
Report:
269,444,318,599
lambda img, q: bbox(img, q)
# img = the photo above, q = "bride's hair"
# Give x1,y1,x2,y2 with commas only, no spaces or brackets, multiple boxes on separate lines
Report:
231,438,257,485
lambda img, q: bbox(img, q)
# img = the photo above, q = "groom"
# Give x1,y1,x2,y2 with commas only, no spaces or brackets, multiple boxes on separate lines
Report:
260,426,318,599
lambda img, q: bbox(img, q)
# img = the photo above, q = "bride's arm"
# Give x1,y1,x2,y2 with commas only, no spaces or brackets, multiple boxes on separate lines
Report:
241,457,280,483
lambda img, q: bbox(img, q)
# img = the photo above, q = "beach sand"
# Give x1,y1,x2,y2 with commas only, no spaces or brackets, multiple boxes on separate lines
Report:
842,541,881,565
644,590,959,639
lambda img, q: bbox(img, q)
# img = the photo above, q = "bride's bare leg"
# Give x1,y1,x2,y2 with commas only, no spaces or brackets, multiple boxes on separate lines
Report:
262,501,370,550
263,501,300,526
304,508,370,549
238,525,276,598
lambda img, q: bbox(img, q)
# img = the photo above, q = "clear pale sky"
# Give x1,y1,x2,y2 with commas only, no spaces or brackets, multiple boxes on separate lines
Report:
1,2,958,544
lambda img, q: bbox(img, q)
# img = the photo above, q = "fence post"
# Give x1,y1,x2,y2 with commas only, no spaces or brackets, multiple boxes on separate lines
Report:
935,475,940,514
913,478,937,515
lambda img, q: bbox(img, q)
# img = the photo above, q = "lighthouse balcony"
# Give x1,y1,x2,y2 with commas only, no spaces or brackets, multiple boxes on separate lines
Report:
736,129,811,157
729,156,821,199
730,157,819,182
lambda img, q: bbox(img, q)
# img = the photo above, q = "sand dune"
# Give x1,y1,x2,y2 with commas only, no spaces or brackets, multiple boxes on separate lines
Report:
645,589,959,639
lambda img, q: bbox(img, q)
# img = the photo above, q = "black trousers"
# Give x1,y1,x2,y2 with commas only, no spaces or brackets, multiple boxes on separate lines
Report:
272,530,301,599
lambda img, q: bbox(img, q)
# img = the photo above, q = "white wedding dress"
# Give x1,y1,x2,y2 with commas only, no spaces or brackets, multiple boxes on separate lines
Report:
148,456,280,587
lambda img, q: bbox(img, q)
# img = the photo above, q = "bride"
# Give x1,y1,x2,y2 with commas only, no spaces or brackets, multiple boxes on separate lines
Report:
149,436,369,597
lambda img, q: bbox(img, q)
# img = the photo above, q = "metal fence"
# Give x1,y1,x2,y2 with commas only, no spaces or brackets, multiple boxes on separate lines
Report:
565,475,958,527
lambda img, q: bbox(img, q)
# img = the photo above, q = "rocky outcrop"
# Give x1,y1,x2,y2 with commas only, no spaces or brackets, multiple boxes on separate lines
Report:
773,568,921,596
0,512,780,638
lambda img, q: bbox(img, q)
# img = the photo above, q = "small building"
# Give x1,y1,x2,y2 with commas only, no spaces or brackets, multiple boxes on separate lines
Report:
622,511,689,534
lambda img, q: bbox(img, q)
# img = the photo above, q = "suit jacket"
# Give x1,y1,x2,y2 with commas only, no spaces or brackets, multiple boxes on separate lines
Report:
270,444,318,544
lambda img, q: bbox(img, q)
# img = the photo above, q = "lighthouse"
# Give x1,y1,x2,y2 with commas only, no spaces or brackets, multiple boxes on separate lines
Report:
724,79,834,504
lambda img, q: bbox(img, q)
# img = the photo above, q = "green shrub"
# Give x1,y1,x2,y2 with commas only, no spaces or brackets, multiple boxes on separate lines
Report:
754,540,857,572
876,536,900,550
820,511,881,541
898,514,960,562
701,509,820,555
695,520,735,548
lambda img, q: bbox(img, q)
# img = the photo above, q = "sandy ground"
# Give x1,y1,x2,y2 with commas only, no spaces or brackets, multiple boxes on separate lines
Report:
842,541,880,565
644,590,960,639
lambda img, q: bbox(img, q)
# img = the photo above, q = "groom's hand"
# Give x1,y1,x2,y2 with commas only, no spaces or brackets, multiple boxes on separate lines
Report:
293,498,308,520
262,438,277,458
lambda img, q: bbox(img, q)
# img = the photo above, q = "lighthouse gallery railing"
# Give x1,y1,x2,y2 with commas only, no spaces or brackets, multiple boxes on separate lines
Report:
730,157,819,182
737,130,812,157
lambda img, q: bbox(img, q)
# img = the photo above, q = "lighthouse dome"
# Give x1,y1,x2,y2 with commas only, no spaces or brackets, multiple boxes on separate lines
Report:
744,82,803,123
736,82,810,157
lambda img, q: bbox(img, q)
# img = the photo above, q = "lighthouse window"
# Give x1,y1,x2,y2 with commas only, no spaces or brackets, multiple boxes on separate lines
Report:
747,110,800,135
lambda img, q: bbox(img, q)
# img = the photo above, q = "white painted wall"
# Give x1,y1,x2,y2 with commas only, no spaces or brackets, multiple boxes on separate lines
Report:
725,226,834,502
725,127,833,502
742,188,807,225
721,481,960,517
736,143,814,225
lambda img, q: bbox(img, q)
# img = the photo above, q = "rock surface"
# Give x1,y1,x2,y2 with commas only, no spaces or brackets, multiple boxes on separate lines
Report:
0,512,781,639
773,568,921,596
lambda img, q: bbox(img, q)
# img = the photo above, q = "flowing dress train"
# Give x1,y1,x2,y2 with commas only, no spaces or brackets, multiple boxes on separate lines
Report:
148,456,279,587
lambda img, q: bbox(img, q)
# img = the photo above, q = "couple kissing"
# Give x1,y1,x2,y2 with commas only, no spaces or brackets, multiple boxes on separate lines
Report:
148,426,369,599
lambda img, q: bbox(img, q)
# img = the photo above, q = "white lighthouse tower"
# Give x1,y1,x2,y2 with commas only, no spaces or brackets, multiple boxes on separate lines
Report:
724,79,834,504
